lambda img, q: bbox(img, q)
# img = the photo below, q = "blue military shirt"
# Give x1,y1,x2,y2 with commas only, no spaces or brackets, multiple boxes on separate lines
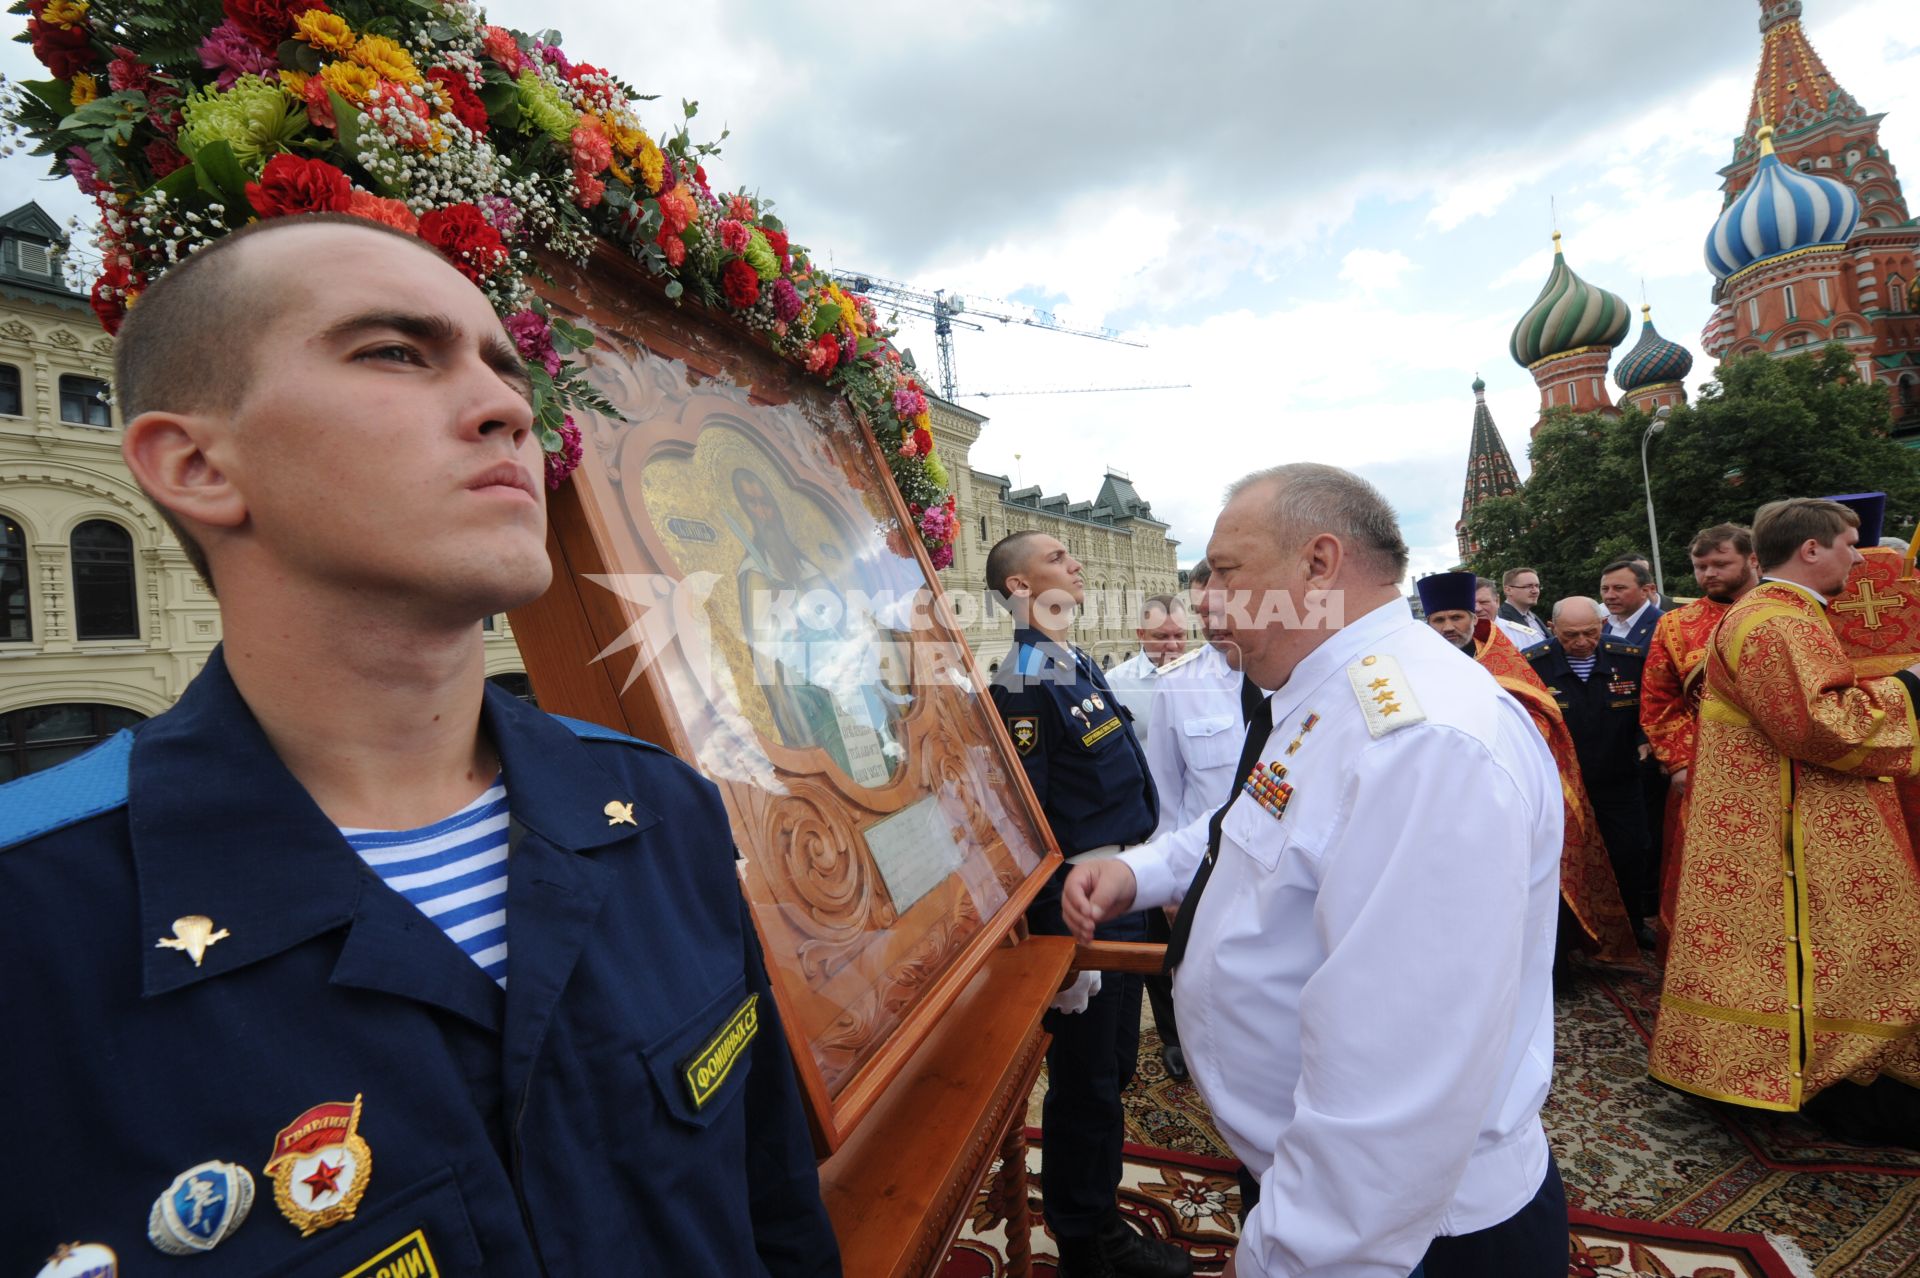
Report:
0,648,839,1276
990,627,1157,854
1527,637,1648,786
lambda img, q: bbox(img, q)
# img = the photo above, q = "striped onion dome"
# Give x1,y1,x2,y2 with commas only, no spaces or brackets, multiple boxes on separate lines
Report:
1509,233,1631,368
1615,305,1694,392
1705,125,1860,280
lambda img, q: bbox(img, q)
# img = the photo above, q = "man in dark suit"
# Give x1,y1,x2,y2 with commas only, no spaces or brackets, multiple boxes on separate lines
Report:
1599,559,1663,649
1530,596,1653,947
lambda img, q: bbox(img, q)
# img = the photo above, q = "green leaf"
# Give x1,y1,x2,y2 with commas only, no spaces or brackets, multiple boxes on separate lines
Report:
810,303,842,338
192,140,252,207
150,163,199,201
18,78,71,116
277,38,323,74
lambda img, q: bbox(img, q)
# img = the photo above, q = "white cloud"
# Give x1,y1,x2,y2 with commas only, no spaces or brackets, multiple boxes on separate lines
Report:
1338,248,1415,294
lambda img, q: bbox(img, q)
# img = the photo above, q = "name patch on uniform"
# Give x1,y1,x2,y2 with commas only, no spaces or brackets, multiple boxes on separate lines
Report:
1080,717,1122,748
339,1230,438,1278
1008,716,1038,756
683,994,759,1110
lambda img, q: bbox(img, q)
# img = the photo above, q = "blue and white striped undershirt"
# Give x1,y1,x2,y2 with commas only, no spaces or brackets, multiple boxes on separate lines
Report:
1567,655,1598,680
341,778,511,987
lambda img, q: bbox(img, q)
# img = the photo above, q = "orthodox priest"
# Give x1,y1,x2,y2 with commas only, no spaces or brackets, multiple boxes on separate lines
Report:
1639,524,1759,955
1417,573,1636,964
1650,497,1920,1115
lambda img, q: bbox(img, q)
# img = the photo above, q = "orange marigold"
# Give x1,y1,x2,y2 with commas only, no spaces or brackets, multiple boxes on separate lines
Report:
349,34,420,84
319,60,379,105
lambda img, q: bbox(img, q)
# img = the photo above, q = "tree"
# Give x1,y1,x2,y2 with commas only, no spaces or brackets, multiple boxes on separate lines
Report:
1467,346,1920,608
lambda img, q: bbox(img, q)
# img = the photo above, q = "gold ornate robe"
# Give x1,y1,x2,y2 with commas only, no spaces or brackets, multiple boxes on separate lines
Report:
1474,621,1637,963
1640,598,1732,953
1649,581,1920,1109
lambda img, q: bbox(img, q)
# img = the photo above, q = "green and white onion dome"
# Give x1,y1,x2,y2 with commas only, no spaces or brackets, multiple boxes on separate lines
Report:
1509,233,1631,368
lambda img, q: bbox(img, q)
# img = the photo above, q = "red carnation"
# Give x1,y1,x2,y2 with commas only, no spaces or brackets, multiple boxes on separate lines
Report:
912,427,933,456
245,153,352,219
29,18,96,78
721,258,761,309
427,67,489,135
144,139,188,178
418,203,508,284
107,46,150,93
763,227,789,265
89,258,138,336
222,0,328,50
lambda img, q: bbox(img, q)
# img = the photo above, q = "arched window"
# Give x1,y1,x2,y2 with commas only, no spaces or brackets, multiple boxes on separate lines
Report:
70,520,137,640
0,702,145,780
58,374,111,427
0,364,20,416
1,515,27,641
487,672,538,706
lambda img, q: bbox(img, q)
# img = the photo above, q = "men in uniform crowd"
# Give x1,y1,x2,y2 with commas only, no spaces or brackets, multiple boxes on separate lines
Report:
0,216,839,1275
1652,498,1920,1137
1639,524,1759,953
1067,465,1569,1278
1419,573,1635,968
986,530,1190,1278
1529,596,1655,946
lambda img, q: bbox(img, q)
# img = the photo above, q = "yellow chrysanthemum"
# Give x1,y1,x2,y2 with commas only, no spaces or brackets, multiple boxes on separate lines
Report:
42,0,87,28
291,9,356,55
68,72,97,106
278,69,310,98
349,34,421,85
319,60,380,106
634,135,665,194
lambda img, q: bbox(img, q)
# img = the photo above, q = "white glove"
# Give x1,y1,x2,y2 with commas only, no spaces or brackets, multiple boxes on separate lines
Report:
1049,970,1102,1015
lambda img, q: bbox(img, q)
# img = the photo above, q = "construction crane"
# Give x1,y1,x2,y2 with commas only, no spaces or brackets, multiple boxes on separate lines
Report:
830,269,1154,402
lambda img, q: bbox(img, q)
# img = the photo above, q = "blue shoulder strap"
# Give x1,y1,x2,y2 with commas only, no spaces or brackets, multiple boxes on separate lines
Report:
551,714,644,745
0,730,134,851
1016,644,1048,677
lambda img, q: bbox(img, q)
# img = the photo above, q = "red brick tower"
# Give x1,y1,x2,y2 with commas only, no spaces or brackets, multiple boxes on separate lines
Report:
1456,375,1521,560
1701,0,1920,434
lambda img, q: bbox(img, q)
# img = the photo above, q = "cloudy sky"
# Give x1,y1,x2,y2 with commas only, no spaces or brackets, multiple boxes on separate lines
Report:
4,0,1914,581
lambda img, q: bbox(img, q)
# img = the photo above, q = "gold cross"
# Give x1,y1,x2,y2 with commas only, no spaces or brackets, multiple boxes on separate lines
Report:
1834,579,1908,630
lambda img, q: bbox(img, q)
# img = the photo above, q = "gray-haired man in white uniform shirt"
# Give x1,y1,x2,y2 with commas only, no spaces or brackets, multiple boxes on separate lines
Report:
1064,463,1568,1278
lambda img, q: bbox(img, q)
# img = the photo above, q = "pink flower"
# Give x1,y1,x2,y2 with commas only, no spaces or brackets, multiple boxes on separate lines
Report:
569,119,611,174
545,414,583,488
480,25,523,74
107,47,150,93
770,278,802,323
480,196,522,240
920,503,956,542
717,218,750,252
504,310,563,376
572,170,605,209
898,432,920,459
726,193,754,221
892,383,927,420
199,20,278,88
65,145,107,196
803,334,839,375
929,542,954,571
534,40,570,74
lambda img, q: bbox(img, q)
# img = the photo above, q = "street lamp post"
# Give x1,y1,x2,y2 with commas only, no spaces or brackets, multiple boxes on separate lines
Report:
1641,406,1671,599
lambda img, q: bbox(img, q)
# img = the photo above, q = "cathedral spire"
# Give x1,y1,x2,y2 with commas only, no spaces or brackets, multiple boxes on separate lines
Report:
1456,376,1521,561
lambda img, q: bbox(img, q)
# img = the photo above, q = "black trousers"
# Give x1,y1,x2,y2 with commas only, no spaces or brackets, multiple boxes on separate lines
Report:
1587,777,1649,926
1238,1155,1568,1277
1027,873,1149,1237
1143,907,1180,1052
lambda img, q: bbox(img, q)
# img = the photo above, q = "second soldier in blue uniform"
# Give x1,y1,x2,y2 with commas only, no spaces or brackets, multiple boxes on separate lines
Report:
985,531,1191,1278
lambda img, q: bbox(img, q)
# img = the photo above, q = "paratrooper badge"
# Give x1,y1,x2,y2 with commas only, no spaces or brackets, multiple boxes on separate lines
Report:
1008,716,1038,756
265,1095,373,1236
148,1160,254,1255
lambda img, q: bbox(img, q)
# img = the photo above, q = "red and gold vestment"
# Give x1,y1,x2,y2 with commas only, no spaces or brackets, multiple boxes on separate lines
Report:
1474,621,1636,963
1649,581,1920,1110
1640,598,1731,953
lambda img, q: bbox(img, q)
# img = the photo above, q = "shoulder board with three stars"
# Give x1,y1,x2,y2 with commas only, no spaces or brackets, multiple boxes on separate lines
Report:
1601,639,1645,658
1346,654,1426,738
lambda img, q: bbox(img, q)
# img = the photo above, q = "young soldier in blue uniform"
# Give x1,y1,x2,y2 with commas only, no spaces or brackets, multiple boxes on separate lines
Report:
1529,596,1653,946
986,530,1190,1278
0,216,838,1276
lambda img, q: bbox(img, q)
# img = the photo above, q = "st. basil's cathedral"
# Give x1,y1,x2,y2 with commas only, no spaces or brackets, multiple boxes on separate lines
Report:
1456,0,1920,561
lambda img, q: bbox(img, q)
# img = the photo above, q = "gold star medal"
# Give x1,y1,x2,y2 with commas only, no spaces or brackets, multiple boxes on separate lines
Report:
35,1242,118,1278
264,1095,372,1236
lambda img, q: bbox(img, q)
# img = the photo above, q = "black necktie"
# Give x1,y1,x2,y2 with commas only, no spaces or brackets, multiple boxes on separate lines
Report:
1164,677,1274,972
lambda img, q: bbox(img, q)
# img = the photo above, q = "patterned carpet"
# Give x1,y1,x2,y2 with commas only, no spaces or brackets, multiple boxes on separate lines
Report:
1001,957,1920,1276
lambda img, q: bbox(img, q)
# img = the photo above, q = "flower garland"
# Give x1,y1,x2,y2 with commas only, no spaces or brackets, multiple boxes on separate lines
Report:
3,0,956,567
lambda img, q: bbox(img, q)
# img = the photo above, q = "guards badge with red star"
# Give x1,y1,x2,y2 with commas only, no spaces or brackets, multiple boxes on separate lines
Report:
264,1094,372,1236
